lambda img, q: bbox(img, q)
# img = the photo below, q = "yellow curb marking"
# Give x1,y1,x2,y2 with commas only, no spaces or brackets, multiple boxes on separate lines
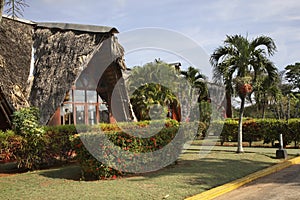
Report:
185,156,300,200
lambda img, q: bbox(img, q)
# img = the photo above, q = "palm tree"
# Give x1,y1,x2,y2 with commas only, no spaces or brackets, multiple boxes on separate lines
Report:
127,61,180,121
180,66,209,122
180,66,208,101
210,34,277,153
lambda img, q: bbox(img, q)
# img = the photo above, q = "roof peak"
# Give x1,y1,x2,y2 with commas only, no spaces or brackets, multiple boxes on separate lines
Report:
2,15,119,34
37,22,119,34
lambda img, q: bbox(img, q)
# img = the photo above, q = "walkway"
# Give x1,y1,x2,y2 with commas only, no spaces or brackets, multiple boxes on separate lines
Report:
214,164,300,200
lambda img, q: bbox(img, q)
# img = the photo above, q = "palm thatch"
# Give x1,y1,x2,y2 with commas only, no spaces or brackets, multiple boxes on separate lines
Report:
0,17,33,129
0,16,132,127
29,23,120,124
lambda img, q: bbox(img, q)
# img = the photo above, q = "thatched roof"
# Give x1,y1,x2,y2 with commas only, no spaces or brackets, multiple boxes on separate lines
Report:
0,16,128,125
0,17,33,110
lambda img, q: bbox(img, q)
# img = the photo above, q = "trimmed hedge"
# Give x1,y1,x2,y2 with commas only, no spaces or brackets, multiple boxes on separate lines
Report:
72,120,203,180
1,119,203,178
4,116,300,178
211,118,300,147
0,127,76,169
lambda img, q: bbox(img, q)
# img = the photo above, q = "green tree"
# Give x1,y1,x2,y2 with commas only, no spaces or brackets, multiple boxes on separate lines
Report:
180,66,208,101
128,61,180,121
210,34,277,153
254,73,280,118
180,66,210,124
285,62,300,92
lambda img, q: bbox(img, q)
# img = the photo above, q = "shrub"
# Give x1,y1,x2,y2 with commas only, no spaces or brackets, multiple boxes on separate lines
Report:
12,107,44,137
214,118,300,147
12,108,76,169
209,119,237,145
0,130,23,163
12,107,47,169
287,119,300,147
43,125,77,163
72,120,198,180
243,119,260,147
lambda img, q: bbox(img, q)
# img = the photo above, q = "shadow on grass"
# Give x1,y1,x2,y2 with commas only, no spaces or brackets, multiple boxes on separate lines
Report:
38,164,82,181
126,158,274,186
184,150,277,160
37,151,282,187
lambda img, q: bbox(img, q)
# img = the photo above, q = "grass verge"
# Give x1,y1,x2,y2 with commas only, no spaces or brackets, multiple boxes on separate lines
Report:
0,145,299,200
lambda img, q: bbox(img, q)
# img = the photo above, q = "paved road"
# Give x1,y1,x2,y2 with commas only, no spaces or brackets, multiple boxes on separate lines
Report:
214,164,300,200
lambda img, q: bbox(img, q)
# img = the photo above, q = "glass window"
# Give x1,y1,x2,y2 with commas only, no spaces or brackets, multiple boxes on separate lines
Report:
76,105,85,124
87,91,97,103
88,105,97,125
61,104,73,125
74,90,85,102
61,89,108,125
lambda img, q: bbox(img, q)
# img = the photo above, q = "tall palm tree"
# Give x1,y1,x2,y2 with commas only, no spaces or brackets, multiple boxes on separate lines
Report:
210,34,277,153
180,66,209,122
180,66,208,101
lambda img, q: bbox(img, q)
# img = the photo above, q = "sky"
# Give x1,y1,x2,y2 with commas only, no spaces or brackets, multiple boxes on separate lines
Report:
6,0,300,78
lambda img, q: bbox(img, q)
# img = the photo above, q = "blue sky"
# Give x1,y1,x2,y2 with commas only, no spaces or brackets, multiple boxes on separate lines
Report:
8,0,300,77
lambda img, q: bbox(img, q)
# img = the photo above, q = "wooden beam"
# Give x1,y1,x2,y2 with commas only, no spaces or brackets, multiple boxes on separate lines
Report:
0,100,11,126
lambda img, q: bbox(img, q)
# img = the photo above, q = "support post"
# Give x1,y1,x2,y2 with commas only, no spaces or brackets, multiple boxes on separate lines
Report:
276,133,288,159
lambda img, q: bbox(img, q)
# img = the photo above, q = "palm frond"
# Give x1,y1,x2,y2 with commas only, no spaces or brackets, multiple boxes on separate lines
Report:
4,0,28,18
250,35,277,56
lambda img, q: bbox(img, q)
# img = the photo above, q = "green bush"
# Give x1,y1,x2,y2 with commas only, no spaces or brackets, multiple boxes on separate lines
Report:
287,119,300,147
214,118,300,147
11,107,76,169
0,130,23,163
43,125,77,163
12,107,44,137
12,107,47,169
72,120,198,180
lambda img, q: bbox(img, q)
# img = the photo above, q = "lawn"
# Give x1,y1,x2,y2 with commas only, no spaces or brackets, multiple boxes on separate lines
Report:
0,145,299,200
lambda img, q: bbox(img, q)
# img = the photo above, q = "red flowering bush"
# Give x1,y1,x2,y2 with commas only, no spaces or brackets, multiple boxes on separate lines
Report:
0,130,23,163
71,119,200,180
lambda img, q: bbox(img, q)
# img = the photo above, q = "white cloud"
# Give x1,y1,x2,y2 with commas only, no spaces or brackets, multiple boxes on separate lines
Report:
22,0,300,71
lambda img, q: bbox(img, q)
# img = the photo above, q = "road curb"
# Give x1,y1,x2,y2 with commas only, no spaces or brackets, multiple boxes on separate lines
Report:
185,156,300,200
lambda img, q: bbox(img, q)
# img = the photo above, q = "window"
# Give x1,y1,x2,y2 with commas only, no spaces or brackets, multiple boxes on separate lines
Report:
61,88,109,125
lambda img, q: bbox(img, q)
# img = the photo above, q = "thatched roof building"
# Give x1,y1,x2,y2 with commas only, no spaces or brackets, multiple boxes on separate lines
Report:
0,16,133,130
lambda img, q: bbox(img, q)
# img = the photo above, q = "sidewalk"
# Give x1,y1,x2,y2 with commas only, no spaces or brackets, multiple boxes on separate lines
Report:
185,156,300,200
214,164,300,200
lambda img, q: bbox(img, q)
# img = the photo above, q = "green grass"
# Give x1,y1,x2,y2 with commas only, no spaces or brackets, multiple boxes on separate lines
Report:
0,145,299,200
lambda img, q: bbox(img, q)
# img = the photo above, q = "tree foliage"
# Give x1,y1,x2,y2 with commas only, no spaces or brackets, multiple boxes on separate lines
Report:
285,62,300,92
127,61,180,121
210,34,277,153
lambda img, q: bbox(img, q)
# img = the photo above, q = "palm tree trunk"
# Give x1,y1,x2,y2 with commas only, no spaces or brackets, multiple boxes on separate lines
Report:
262,94,266,119
237,97,245,153
280,101,285,119
0,0,4,23
262,104,266,118
225,91,232,118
